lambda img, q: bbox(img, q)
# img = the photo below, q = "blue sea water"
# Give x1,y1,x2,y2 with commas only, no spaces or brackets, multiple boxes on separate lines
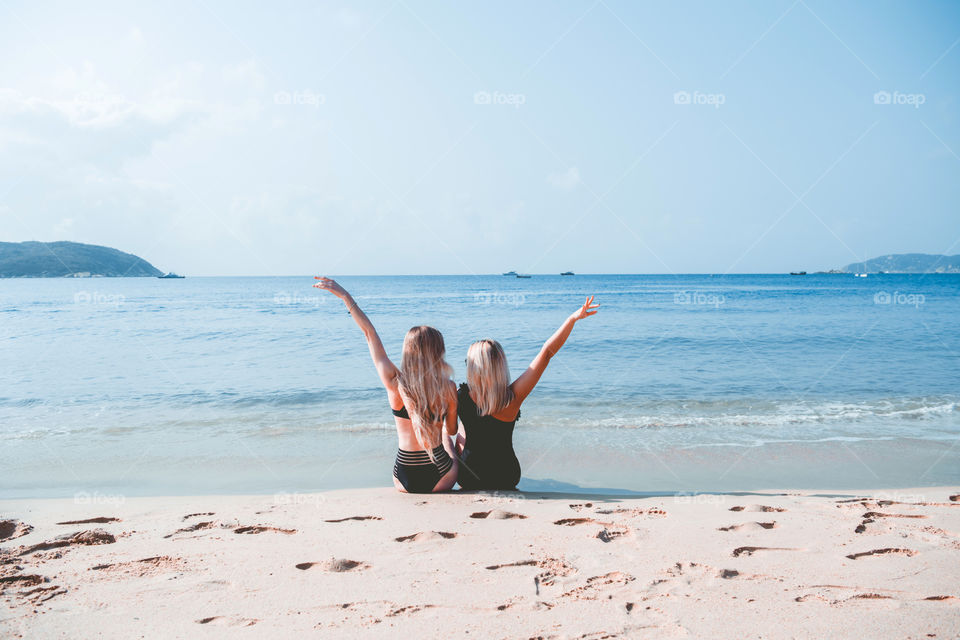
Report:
1,274,958,498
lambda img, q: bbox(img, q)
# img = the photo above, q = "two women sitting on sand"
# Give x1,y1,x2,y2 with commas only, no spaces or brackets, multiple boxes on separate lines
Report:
313,277,599,493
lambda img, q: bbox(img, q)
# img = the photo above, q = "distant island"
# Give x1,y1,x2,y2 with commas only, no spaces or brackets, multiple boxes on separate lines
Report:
0,241,163,277
831,253,960,274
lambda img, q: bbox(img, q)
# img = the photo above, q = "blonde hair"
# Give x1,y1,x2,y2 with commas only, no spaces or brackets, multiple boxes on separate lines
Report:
397,326,453,453
465,339,514,416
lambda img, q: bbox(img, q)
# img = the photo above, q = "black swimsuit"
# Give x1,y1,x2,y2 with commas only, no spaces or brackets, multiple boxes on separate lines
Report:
456,383,521,490
391,405,454,493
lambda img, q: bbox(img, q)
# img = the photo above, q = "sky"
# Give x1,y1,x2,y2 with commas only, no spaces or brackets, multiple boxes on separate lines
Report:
0,0,958,276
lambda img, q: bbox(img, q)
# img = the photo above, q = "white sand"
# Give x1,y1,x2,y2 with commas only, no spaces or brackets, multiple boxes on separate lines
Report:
2,487,959,638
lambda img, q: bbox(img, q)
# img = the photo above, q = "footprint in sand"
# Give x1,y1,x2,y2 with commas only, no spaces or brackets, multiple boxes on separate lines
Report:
182,512,215,520
845,548,917,560
568,503,593,511
595,526,629,543
164,521,295,538
55,517,120,525
950,495,959,502
595,507,667,517
794,585,904,605
164,521,219,539
0,520,33,542
561,571,635,600
855,511,927,534
486,559,539,570
324,515,383,523
846,593,894,601
233,525,296,535
552,517,629,542
0,574,46,588
729,505,787,513
718,522,778,532
485,557,577,587
640,562,747,602
394,531,458,542
862,511,927,519
470,510,527,520
1,574,65,606
732,546,799,557
90,556,187,577
196,616,259,627
296,558,370,572
387,604,435,617
17,529,116,556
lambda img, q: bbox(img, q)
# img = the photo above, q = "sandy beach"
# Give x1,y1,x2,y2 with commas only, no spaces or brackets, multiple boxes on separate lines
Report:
2,487,959,638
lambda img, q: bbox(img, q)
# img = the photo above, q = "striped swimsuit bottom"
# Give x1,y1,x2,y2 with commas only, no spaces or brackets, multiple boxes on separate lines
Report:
393,445,454,493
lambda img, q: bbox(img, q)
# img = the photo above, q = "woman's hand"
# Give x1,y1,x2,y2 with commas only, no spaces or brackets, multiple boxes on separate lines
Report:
570,295,600,321
313,276,349,300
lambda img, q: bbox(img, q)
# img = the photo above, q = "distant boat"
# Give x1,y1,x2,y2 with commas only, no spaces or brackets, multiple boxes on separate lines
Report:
516,274,532,279
560,271,575,276
157,272,185,279
789,271,806,275
502,270,518,276
855,273,868,278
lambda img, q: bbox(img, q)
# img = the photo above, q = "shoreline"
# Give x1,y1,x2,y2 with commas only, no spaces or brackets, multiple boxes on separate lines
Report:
3,486,959,638
7,432,959,501
1,484,957,503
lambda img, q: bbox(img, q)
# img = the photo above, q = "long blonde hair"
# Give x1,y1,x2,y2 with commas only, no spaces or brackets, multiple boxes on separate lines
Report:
465,339,514,416
397,326,453,452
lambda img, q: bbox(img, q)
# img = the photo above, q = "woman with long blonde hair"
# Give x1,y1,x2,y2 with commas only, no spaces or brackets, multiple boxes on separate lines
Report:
313,277,458,493
456,296,599,490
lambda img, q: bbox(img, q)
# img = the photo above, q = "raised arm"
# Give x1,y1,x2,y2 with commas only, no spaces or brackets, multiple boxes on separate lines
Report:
313,277,399,388
508,295,599,410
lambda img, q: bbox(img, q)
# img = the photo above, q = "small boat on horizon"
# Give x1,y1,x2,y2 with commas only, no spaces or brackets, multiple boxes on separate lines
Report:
158,272,185,279
516,274,532,279
855,273,868,278
561,271,575,276
502,270,518,276
789,271,806,275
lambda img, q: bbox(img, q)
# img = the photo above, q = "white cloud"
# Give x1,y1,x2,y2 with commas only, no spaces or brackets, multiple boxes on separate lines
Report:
126,26,145,46
547,167,580,190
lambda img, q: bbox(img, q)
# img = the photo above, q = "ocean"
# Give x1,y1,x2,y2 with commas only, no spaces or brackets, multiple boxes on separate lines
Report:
2,274,958,498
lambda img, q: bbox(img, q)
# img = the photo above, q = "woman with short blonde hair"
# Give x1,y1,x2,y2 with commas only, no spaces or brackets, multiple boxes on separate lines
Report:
456,296,599,490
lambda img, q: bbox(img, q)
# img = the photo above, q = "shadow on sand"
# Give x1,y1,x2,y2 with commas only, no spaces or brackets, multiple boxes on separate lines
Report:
449,477,873,503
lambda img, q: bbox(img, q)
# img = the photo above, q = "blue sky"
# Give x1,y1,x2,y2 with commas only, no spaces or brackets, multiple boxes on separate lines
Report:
0,0,957,275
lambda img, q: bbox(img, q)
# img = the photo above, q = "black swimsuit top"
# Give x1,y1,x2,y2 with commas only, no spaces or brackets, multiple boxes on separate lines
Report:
392,405,410,419
456,383,519,452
